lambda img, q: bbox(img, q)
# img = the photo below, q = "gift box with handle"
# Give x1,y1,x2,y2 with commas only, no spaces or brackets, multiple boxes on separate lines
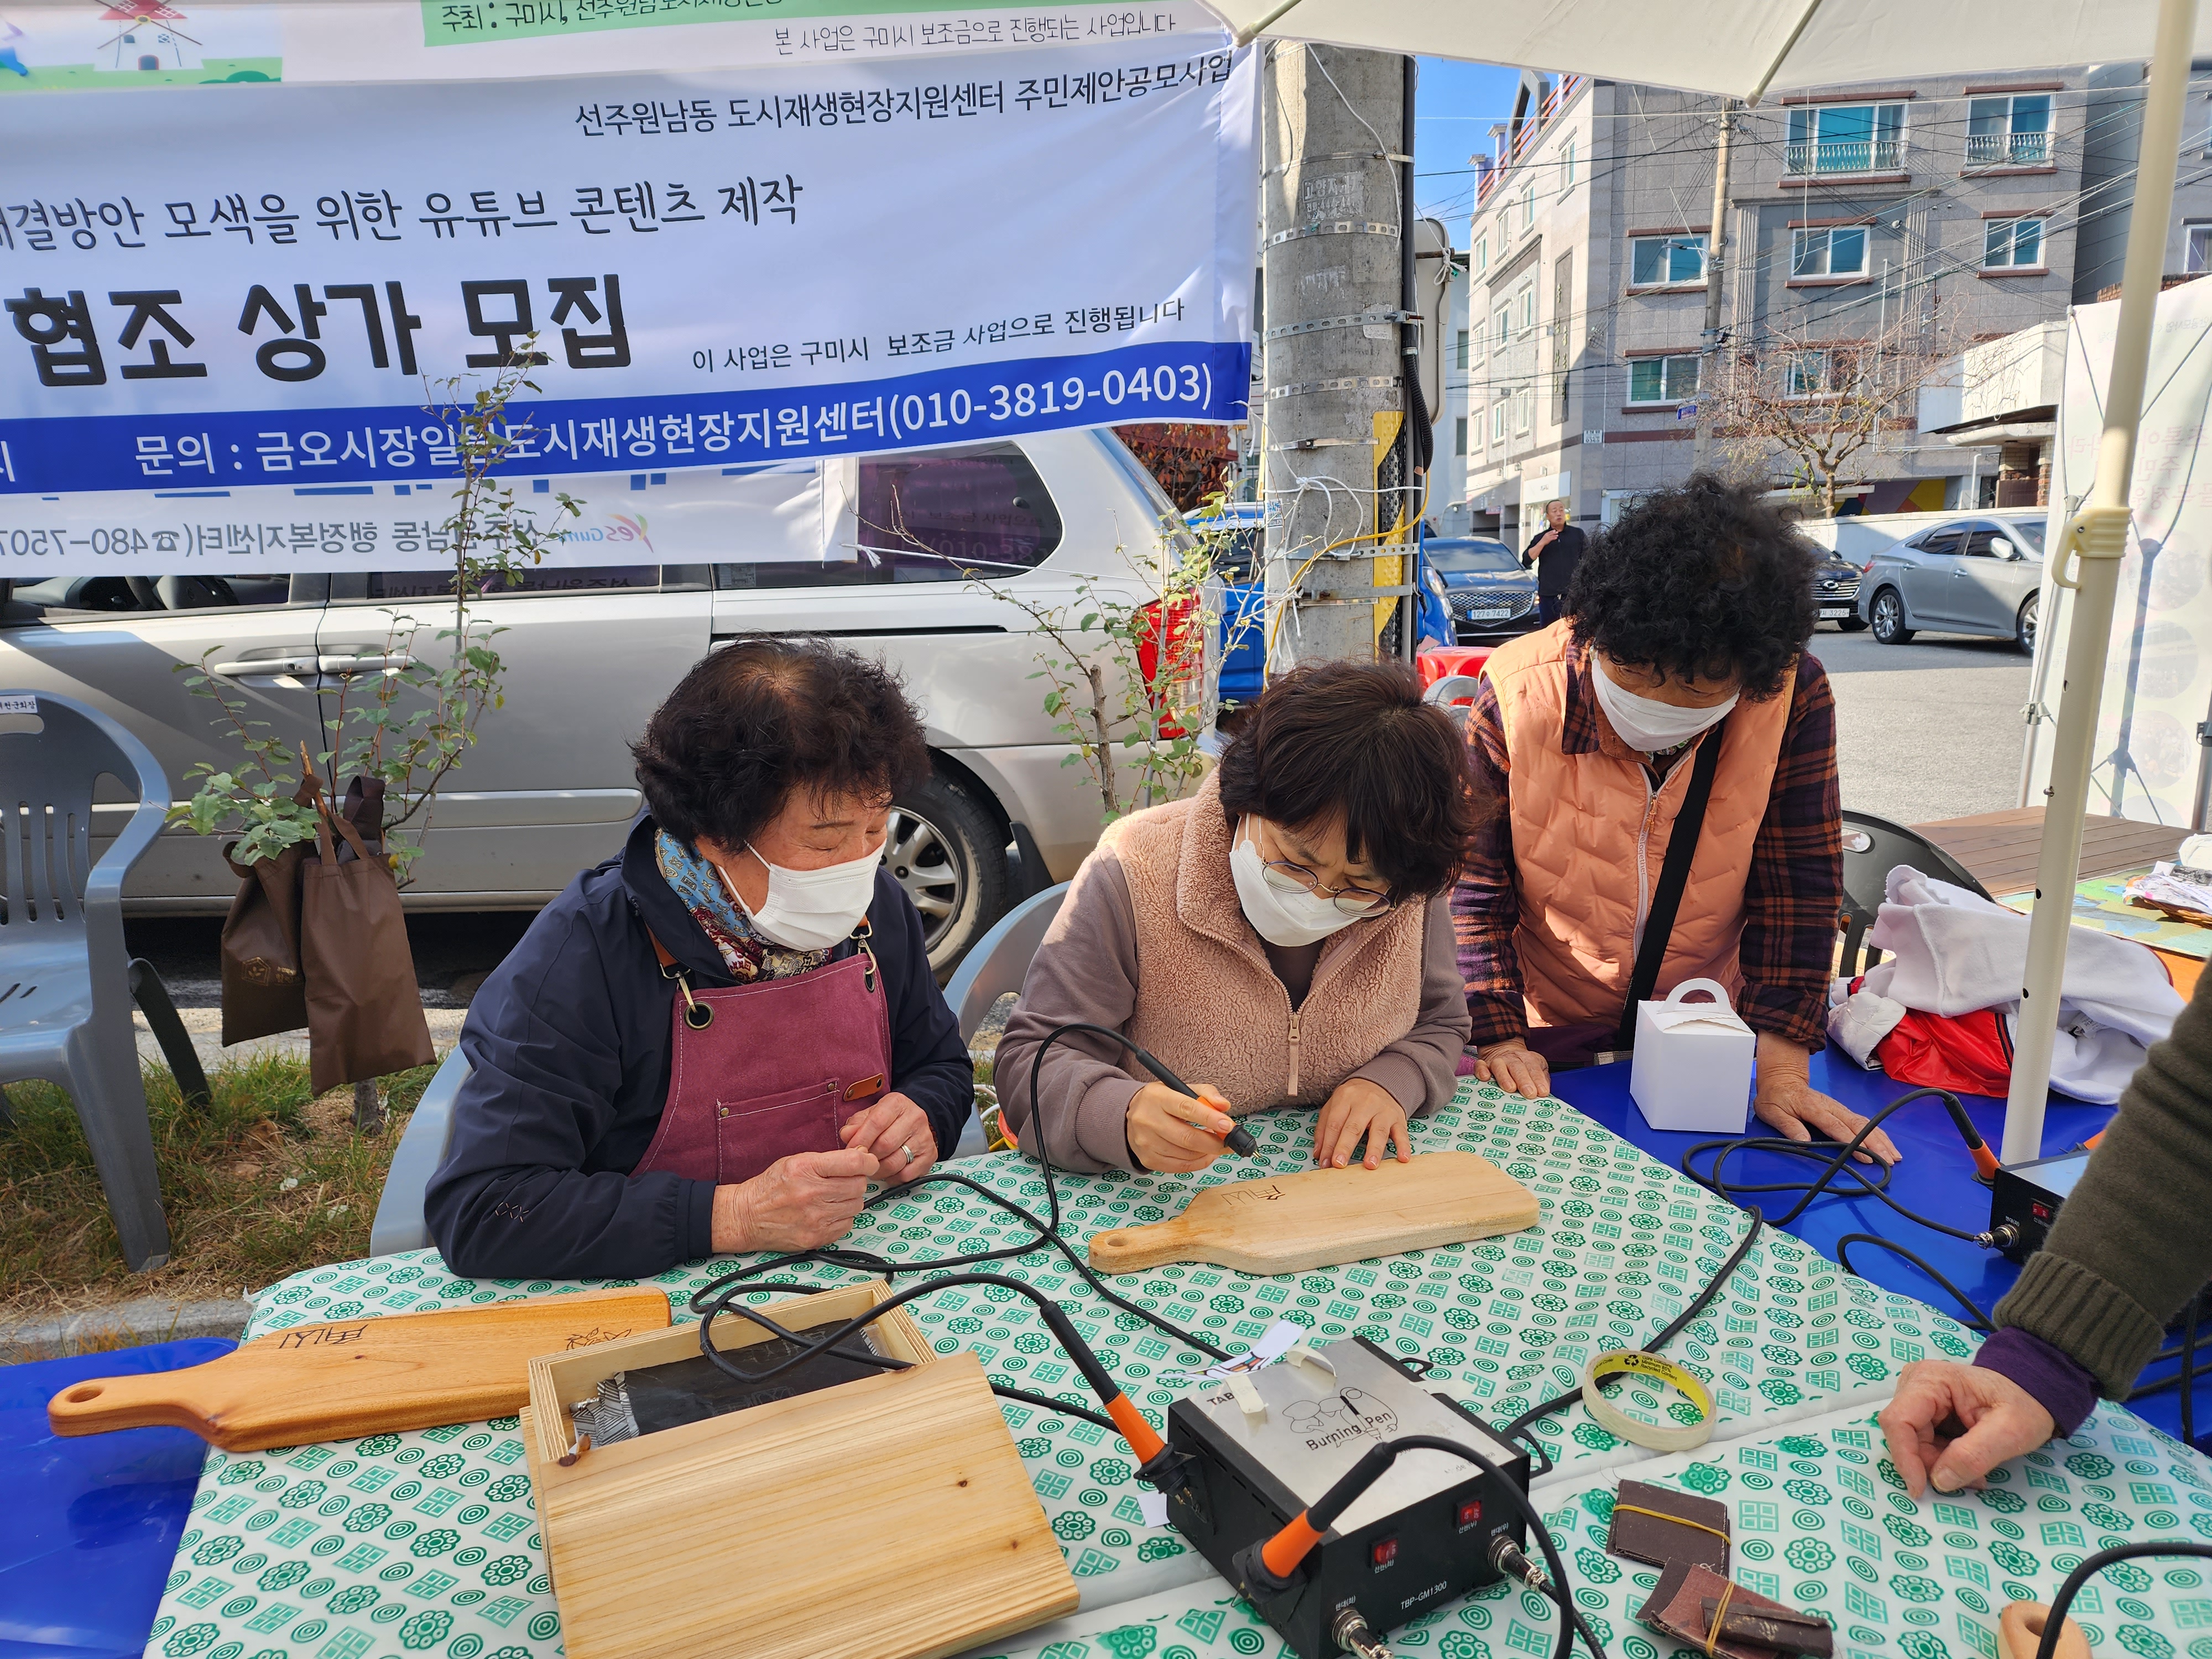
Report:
1628,977,1755,1134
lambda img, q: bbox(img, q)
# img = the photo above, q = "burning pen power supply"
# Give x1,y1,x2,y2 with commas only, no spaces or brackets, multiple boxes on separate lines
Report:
1161,1336,1531,1659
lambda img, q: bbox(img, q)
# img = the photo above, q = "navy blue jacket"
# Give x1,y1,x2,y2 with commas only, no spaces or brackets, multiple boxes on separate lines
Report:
425,816,973,1280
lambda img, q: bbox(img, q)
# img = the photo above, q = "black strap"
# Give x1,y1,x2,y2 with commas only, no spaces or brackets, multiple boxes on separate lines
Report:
1613,723,1727,1051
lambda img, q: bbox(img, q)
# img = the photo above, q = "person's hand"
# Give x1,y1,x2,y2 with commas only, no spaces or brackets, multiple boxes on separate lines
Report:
1315,1077,1413,1168
711,1147,879,1254
1126,1081,1236,1173
1755,1030,1901,1165
1474,1038,1551,1098
839,1091,937,1186
1879,1359,2057,1499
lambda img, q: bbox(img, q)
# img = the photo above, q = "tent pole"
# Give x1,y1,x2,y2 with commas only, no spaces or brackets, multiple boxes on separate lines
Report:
2002,0,2199,1165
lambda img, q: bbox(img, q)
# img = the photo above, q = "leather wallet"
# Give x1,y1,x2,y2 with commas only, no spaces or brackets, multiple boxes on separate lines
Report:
1608,1478,1731,1573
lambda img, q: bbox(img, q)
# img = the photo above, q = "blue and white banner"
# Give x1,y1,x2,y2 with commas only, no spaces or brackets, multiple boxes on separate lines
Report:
0,33,1256,528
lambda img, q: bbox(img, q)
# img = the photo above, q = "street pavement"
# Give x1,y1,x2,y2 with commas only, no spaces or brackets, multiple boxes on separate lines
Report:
1814,624,2033,827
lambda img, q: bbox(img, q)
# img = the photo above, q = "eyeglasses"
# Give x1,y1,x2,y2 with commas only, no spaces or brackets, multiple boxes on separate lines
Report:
1260,858,1395,918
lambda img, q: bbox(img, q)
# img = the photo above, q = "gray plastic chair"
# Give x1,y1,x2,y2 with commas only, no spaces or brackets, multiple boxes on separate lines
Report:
1423,674,1483,728
369,1044,467,1256
0,690,209,1271
940,883,1068,1159
1838,808,1994,977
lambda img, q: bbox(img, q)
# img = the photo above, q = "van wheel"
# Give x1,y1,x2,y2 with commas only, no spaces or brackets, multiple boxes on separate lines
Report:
888,768,1009,979
1870,588,1914,645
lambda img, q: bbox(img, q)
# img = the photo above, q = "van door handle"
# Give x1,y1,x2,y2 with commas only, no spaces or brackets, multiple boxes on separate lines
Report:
208,654,320,677
318,653,415,675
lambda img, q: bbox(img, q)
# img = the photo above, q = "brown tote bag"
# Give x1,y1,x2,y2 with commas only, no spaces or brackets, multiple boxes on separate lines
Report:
300,779,434,1093
218,776,317,1046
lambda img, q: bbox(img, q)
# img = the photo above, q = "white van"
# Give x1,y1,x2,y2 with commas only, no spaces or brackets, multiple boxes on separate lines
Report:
0,430,1183,969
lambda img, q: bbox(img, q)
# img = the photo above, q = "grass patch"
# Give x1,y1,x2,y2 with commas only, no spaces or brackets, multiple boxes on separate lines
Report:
0,1056,440,1319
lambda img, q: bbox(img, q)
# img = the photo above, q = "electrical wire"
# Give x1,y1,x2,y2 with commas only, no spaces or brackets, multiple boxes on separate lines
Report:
1834,1234,1995,1333
2036,1543,2212,1659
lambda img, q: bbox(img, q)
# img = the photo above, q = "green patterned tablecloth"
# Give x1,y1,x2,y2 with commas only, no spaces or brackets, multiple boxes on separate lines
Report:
142,1082,1980,1659
982,1398,2212,1659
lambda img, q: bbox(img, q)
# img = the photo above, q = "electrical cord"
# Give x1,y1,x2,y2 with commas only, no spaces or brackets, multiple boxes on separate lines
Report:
2035,1543,2212,1659
1834,1234,1995,1332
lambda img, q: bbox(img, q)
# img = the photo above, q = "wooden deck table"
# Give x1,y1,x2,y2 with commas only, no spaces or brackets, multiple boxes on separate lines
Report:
1911,805,2202,995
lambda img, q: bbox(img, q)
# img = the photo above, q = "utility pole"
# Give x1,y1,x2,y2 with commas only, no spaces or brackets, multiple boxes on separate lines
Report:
1261,43,1409,670
1690,97,1735,475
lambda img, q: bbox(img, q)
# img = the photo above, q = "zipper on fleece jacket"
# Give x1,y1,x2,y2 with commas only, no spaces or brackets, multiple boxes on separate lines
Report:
1286,1011,1301,1097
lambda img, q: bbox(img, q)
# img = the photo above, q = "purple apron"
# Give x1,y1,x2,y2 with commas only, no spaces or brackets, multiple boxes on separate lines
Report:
630,927,892,1187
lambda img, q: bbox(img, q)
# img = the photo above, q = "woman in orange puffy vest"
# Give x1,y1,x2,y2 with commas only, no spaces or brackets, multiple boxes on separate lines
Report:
1452,476,1900,1165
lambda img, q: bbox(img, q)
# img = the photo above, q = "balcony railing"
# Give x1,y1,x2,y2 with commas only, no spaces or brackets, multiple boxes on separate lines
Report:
1784,137,1904,175
1965,129,2052,167
1477,74,1589,206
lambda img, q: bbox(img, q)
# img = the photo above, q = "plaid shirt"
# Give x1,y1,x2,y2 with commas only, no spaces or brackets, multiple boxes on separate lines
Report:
1452,637,1843,1050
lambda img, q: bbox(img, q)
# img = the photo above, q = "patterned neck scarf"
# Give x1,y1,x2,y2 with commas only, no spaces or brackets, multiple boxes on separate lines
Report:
654,829,832,984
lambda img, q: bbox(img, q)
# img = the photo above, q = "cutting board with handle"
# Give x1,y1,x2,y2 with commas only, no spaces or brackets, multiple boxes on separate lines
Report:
48,1287,671,1452
1087,1150,1539,1276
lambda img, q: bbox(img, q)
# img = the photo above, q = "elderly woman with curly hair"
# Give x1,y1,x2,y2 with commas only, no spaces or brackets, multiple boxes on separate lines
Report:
426,637,973,1280
1453,476,1899,1164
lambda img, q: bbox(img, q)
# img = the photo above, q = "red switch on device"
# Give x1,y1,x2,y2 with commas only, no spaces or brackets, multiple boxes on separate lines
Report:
1455,1498,1483,1532
1371,1536,1399,1570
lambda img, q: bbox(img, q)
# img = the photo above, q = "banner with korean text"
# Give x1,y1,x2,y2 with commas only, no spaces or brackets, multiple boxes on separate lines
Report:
0,32,1256,571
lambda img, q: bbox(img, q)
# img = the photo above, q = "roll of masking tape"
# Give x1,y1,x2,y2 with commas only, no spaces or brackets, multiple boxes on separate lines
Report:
1579,1349,1715,1452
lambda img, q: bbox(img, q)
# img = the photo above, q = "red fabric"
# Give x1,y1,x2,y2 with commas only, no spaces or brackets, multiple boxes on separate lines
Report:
1417,645,1493,691
1872,1000,2014,1096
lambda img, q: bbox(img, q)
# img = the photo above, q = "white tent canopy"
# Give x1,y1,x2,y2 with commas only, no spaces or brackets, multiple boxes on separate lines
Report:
1205,0,2212,101
1206,0,2203,1160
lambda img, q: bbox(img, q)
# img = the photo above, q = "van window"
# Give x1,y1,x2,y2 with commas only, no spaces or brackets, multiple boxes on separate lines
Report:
716,442,1061,589
362,566,660,601
4,573,316,620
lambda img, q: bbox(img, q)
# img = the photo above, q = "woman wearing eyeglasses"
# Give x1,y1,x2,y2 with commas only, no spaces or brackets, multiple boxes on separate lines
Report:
996,660,1479,1175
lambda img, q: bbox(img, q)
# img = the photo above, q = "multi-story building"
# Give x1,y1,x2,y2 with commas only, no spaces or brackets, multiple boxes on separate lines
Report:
1458,66,2144,545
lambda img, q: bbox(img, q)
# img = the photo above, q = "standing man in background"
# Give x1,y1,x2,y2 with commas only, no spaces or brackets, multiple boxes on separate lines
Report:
1522,499,1585,625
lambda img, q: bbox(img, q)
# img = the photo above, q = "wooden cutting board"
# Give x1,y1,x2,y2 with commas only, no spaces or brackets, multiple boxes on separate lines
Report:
47,1287,670,1452
1087,1151,1539,1276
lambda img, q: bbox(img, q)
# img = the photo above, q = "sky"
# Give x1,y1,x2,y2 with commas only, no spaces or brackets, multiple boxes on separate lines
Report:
1412,56,1527,246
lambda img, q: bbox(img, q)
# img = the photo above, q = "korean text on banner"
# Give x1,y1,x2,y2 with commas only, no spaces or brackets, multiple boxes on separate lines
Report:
0,36,1258,535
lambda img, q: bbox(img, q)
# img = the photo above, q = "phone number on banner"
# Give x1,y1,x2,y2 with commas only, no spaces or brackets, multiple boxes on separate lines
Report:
0,342,1249,496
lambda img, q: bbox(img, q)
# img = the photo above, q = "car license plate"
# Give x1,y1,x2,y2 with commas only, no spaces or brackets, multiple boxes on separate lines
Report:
1818,607,1853,618
1465,608,1511,621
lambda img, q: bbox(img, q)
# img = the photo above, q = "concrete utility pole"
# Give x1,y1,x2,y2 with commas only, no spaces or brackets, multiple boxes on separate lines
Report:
1260,43,1408,670
1690,98,1735,475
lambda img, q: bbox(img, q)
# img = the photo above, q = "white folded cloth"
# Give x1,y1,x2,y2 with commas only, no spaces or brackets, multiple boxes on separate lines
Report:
1853,866,2184,1103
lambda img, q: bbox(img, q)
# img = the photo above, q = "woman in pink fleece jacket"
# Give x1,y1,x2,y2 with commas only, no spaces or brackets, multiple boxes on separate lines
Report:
997,660,1479,1175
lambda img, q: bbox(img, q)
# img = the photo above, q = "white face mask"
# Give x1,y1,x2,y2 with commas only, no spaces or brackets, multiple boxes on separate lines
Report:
724,840,880,952
1228,819,1365,948
1590,660,1739,754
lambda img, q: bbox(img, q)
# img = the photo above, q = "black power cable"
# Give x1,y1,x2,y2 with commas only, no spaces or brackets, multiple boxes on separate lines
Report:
2035,1543,2212,1659
1834,1234,1995,1332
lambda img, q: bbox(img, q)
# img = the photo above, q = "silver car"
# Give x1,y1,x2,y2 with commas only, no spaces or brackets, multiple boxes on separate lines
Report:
0,430,1180,972
1855,510,2048,653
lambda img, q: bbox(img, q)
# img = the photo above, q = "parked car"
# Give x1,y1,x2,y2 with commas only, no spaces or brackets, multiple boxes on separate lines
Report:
1424,536,1541,643
0,429,1187,973
1811,552,1869,632
1852,509,2048,652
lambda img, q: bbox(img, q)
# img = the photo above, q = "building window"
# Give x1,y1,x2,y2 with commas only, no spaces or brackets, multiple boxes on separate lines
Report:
1494,302,1512,347
1516,284,1536,337
1630,233,1707,286
1454,416,1469,456
1455,328,1470,371
2188,223,2212,274
1786,349,1840,399
1521,186,1535,231
1627,354,1700,405
1514,387,1535,433
1474,234,1489,275
1490,400,1508,444
1966,93,2052,167
1786,101,1906,174
1562,135,1577,191
1792,225,1869,278
1983,216,2046,268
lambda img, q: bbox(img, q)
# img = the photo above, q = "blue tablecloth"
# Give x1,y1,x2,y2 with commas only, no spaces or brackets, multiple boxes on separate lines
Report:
0,1338,237,1659
1551,1042,2208,1447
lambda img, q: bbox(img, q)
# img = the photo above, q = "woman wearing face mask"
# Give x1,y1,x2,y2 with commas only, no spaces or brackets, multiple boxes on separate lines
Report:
425,637,973,1280
1452,476,1900,1165
996,660,1478,1175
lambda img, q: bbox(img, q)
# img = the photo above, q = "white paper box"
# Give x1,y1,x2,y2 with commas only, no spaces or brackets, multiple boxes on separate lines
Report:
1629,977,1755,1133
